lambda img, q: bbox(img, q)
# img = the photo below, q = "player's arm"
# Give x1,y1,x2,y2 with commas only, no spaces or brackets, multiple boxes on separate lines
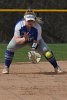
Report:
31,40,38,50
14,32,29,44
31,29,38,50
14,21,29,44
31,23,42,50
28,28,41,63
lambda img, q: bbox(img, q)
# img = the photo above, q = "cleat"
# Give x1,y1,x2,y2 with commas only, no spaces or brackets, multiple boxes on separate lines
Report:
2,67,9,74
54,66,63,74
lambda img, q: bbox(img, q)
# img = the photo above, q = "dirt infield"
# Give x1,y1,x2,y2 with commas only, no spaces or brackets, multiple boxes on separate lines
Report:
0,61,67,100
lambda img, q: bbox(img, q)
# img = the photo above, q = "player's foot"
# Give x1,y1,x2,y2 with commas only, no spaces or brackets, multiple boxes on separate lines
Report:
54,66,63,74
2,66,9,74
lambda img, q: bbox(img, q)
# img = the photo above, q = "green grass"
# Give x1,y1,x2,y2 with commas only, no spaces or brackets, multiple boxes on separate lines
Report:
0,43,67,63
48,44,67,60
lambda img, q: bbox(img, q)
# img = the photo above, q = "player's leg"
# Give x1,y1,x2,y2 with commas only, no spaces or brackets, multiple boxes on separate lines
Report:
38,37,63,73
2,37,25,74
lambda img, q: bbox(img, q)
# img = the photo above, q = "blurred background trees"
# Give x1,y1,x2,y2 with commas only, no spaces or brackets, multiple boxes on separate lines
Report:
0,0,67,43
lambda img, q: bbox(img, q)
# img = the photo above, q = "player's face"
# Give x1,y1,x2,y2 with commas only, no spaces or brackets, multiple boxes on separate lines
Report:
26,20,35,27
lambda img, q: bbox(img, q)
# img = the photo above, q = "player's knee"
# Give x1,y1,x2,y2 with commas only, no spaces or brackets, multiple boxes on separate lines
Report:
45,51,52,59
7,45,14,52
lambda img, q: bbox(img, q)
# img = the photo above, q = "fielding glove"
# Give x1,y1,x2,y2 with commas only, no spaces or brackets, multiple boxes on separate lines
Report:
28,50,41,63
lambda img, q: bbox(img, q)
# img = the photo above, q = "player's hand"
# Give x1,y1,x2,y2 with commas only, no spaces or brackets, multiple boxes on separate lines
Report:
23,32,29,41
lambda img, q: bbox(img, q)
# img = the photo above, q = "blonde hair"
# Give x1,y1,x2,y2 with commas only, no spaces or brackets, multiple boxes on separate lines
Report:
24,9,43,24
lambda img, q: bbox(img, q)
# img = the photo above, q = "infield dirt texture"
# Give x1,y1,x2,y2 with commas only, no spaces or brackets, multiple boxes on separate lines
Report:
0,61,67,100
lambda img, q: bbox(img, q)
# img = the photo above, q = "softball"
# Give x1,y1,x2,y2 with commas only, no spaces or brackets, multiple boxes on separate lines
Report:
45,51,52,58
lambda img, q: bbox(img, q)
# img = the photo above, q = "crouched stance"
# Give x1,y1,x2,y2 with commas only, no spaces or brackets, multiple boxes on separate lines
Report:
2,9,63,74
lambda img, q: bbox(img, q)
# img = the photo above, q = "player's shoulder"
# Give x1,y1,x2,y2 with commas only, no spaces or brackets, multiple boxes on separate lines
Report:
15,19,25,30
15,19,25,27
33,22,42,30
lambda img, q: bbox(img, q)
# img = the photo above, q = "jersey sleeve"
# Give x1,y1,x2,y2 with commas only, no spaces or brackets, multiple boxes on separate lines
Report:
14,21,22,37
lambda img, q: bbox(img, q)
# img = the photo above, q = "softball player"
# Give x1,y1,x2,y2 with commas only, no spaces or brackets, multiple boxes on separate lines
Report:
2,9,63,74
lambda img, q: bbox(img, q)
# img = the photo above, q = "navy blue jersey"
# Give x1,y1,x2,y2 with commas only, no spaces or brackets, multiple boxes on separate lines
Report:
19,26,38,42
14,20,42,41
